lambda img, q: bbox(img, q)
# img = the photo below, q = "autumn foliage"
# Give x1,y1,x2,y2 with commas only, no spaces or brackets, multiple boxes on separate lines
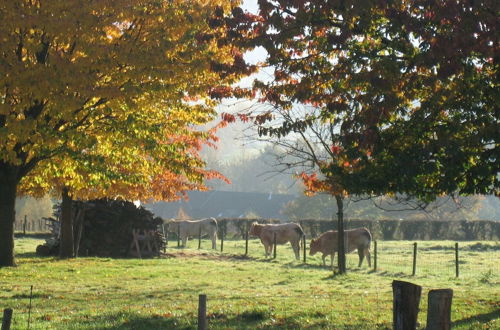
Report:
0,0,250,266
223,0,498,201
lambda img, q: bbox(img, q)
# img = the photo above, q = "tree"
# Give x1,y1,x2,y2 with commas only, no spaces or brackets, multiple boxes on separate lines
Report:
222,0,498,272
0,0,249,266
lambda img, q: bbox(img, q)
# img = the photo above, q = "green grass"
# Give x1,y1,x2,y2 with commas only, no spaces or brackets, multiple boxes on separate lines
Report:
0,234,498,329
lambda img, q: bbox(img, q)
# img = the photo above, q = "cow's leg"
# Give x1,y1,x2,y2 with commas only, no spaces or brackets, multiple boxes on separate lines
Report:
331,252,336,268
268,243,274,257
358,248,365,267
211,232,217,249
292,240,300,260
365,248,371,267
263,242,270,257
321,253,327,267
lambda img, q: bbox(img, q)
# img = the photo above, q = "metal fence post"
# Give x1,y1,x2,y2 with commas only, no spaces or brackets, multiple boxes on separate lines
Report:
412,242,417,276
374,240,378,271
455,243,459,278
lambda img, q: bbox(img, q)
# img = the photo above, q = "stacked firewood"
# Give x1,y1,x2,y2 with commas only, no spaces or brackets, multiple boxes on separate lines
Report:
36,199,165,258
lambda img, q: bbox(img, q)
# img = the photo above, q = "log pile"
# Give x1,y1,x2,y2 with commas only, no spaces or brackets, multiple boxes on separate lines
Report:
36,199,165,258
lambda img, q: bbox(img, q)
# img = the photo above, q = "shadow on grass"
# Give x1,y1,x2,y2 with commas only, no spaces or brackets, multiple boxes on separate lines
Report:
76,313,193,330
14,232,51,239
16,251,43,258
452,309,500,327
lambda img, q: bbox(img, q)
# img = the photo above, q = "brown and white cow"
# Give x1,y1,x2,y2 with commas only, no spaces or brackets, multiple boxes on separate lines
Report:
249,222,304,260
309,228,372,267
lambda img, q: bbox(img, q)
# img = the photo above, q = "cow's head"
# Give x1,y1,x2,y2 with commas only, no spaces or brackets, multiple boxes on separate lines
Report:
248,222,259,236
309,238,320,255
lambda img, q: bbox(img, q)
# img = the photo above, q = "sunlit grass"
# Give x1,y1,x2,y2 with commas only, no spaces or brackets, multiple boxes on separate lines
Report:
0,235,498,329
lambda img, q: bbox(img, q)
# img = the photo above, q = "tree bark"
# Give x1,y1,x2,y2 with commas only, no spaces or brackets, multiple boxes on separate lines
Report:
59,187,74,259
335,194,346,274
0,165,20,267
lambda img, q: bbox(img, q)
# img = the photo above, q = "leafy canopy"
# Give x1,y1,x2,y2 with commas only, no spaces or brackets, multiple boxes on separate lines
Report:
224,0,499,201
1,0,245,201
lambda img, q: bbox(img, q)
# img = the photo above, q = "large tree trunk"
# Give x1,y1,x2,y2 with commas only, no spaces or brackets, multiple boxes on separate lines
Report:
0,166,20,267
335,194,346,274
59,187,74,259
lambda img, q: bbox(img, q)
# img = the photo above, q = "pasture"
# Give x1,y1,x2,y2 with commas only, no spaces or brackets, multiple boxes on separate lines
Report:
0,234,498,329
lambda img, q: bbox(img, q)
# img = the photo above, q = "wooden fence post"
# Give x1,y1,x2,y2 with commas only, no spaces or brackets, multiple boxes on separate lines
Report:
426,289,453,330
273,232,277,259
220,224,224,252
455,243,459,278
392,280,422,330
245,222,249,256
23,215,27,234
412,242,417,276
28,285,33,329
2,308,13,330
177,225,181,248
162,224,167,251
303,235,306,263
198,294,207,330
374,240,378,271
198,227,202,249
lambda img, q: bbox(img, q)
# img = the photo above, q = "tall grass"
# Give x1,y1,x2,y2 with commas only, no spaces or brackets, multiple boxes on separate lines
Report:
0,235,498,329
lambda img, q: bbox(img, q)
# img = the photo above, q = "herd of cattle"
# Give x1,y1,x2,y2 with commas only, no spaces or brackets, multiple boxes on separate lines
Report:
165,218,372,267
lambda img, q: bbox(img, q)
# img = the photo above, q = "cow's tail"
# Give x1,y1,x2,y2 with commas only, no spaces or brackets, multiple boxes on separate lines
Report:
295,225,305,249
210,217,218,229
362,227,372,248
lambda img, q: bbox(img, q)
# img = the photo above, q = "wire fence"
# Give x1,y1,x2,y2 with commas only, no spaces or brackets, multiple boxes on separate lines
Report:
13,216,50,233
163,232,499,281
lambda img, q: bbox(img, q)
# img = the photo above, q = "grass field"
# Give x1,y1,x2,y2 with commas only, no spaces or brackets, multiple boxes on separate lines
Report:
0,234,498,329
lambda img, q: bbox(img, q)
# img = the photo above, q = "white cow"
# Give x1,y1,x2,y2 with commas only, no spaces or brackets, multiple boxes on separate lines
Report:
167,218,218,249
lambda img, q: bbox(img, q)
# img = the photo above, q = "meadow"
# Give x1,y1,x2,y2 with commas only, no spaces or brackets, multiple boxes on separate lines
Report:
0,234,498,329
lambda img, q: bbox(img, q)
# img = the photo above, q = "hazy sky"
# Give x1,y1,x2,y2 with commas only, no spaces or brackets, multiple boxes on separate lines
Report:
203,0,270,163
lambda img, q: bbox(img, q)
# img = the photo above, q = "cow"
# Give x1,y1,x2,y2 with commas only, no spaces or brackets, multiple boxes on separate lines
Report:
249,222,304,260
309,228,372,267
167,218,218,249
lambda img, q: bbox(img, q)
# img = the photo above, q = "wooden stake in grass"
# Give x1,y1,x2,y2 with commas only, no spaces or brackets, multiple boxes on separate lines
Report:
28,285,33,329
220,224,224,253
177,225,181,248
412,242,417,276
245,225,249,256
455,243,459,278
161,224,167,251
273,232,277,259
198,226,202,250
374,240,378,271
2,308,13,330
426,289,453,330
198,294,207,330
303,235,306,263
392,280,422,330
